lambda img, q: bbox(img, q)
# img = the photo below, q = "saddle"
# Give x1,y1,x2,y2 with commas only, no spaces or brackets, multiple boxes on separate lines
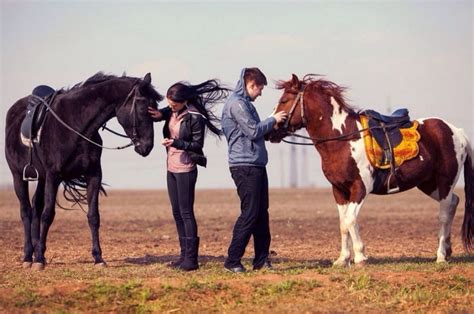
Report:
20,85,56,146
360,109,421,193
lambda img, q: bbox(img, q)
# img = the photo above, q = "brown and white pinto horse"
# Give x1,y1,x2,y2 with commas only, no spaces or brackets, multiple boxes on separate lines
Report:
267,74,473,266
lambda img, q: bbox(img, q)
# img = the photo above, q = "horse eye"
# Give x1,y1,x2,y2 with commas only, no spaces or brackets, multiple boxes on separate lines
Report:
280,99,287,104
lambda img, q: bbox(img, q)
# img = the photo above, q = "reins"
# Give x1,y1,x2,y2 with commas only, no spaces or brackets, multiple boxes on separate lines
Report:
33,82,142,150
279,86,402,146
281,123,401,146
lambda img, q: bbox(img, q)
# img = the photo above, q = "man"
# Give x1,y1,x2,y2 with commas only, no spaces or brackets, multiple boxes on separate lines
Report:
221,68,287,273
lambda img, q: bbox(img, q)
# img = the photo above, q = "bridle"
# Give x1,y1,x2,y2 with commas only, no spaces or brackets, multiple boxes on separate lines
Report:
277,85,401,146
117,82,147,148
37,81,145,150
282,85,307,131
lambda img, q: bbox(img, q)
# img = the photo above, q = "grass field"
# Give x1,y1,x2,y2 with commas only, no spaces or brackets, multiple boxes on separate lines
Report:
0,188,472,312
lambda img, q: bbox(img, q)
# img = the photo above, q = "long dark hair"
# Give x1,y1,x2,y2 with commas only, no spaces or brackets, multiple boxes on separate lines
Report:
167,80,230,136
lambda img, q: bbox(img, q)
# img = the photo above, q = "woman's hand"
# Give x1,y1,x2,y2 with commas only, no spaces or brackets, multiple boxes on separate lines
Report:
148,107,162,120
161,138,174,147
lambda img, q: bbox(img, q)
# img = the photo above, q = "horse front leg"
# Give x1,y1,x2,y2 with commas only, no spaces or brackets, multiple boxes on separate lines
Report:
345,201,368,265
334,202,352,267
332,184,368,267
86,173,106,266
31,178,45,256
12,175,34,268
32,174,60,271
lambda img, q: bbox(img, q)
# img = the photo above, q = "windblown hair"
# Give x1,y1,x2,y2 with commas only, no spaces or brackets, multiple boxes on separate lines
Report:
167,80,230,136
276,74,357,114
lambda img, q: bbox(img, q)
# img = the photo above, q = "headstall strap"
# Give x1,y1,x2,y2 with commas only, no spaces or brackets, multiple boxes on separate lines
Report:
299,85,307,127
285,85,307,130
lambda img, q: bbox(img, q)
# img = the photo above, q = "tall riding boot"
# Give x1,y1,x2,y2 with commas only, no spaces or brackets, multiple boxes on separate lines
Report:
179,237,199,271
169,237,186,268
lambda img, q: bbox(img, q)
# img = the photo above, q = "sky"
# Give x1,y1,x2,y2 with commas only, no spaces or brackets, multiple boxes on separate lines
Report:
1,0,472,190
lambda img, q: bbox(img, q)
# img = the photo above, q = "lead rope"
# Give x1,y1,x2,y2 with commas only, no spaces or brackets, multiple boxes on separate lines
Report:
30,93,135,150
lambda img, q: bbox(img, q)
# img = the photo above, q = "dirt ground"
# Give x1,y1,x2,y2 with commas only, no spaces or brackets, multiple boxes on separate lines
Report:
0,187,473,312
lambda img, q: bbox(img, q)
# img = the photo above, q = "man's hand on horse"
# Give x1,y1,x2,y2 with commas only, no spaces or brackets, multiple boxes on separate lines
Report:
273,111,288,127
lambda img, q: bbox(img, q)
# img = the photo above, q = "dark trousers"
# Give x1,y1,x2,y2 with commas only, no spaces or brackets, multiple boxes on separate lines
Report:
225,166,271,268
167,169,198,238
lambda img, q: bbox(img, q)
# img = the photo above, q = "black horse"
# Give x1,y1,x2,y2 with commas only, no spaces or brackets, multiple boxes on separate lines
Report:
5,72,163,270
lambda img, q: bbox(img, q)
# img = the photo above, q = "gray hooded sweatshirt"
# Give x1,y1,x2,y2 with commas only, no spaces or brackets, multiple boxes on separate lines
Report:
221,68,276,167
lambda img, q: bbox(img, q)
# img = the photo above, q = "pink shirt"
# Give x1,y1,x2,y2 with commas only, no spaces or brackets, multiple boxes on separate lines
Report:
167,108,197,173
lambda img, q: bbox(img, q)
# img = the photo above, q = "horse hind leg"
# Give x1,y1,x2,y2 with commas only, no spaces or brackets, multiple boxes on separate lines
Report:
418,183,459,263
437,193,459,262
86,174,106,266
12,175,34,268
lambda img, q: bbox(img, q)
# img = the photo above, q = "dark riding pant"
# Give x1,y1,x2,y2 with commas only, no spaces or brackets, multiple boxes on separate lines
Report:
167,169,198,238
225,166,271,268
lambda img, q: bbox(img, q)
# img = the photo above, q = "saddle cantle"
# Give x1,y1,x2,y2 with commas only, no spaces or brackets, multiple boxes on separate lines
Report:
360,110,420,170
20,85,56,146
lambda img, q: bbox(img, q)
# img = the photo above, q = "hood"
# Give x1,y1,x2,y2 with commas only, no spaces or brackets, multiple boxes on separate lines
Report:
233,68,251,101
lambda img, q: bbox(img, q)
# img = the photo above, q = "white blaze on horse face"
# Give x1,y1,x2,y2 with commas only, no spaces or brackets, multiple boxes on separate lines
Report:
349,120,374,193
330,97,348,134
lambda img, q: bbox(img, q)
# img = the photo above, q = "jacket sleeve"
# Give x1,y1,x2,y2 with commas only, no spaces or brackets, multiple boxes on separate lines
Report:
229,101,276,140
171,114,205,153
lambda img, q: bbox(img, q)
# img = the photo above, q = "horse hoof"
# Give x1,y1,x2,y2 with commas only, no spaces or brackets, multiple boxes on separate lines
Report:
333,259,350,268
94,262,107,268
22,262,32,269
32,262,45,271
355,260,368,268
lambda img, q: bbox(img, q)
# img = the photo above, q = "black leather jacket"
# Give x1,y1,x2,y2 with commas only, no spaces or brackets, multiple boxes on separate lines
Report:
157,107,207,167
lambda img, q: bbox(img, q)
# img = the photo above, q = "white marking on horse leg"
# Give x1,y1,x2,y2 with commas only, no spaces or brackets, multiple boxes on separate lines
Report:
330,97,348,134
334,203,351,267
436,193,459,263
345,201,368,264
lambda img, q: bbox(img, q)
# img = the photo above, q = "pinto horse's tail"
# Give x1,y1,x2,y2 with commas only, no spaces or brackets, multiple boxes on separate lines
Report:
461,140,473,252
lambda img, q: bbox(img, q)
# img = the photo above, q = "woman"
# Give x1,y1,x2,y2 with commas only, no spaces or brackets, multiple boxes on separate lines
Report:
148,80,229,271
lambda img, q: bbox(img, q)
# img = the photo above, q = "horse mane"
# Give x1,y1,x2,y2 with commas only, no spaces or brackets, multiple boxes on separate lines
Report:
276,74,358,114
61,72,164,101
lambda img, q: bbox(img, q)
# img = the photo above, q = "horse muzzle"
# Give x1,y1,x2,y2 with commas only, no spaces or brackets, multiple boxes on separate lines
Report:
266,128,288,143
134,141,153,157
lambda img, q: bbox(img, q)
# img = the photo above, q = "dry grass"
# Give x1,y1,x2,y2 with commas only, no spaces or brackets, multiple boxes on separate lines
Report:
0,188,473,312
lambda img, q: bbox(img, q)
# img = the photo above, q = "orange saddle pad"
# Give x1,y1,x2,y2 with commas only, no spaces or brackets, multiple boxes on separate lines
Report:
360,115,421,169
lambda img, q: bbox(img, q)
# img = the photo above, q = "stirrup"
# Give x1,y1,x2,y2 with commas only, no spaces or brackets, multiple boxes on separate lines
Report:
386,172,399,194
22,164,39,181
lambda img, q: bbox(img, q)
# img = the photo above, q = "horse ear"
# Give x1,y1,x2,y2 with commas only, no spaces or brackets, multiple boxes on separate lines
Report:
291,74,300,88
144,73,152,84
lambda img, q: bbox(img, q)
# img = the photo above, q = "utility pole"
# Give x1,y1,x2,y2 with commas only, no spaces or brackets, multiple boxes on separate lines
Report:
289,135,298,187
300,144,308,187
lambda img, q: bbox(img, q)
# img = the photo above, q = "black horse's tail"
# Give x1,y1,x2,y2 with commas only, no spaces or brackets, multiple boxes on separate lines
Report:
461,142,473,252
58,176,107,211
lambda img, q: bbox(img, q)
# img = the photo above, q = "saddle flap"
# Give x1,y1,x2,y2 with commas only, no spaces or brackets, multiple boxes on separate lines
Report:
361,115,420,169
20,85,56,142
